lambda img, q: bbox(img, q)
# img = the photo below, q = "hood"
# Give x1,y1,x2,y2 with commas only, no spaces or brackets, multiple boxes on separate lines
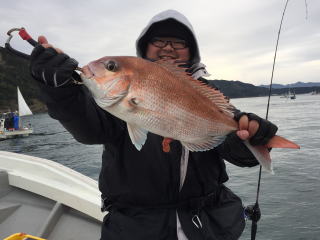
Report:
136,9,201,65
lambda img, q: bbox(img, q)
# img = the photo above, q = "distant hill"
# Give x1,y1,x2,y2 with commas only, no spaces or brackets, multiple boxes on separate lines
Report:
1,46,319,113
208,80,269,98
213,80,320,97
260,82,320,89
208,80,320,98
0,46,46,113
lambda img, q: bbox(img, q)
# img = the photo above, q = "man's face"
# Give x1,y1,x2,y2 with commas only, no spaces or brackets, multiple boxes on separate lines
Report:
145,37,190,62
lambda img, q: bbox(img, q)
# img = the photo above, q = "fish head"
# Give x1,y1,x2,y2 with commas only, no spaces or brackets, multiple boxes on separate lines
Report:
80,56,135,108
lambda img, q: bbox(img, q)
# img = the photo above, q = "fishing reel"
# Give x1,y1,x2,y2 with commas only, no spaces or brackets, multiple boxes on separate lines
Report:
244,203,261,222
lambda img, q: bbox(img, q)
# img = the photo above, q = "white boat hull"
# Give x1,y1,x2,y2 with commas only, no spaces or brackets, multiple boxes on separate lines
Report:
0,128,33,139
0,151,104,239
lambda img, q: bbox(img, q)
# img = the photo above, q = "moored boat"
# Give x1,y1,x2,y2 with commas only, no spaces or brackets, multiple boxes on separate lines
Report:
0,87,33,140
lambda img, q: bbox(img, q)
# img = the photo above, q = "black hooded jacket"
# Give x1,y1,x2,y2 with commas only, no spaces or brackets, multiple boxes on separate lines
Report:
36,9,259,240
39,75,258,240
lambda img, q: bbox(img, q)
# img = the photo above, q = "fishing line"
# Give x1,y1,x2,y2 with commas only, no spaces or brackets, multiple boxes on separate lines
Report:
251,0,308,239
304,0,309,19
251,0,290,239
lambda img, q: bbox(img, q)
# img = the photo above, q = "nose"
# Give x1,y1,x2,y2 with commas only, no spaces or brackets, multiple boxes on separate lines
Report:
162,42,174,50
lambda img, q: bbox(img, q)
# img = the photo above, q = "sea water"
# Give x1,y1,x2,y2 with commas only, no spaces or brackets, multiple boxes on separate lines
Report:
1,94,319,239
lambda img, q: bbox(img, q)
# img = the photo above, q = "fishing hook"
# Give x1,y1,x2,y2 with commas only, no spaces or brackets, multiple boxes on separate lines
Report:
5,27,83,74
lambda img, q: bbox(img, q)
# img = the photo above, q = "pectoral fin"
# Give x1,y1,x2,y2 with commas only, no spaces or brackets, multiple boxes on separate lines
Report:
127,123,148,151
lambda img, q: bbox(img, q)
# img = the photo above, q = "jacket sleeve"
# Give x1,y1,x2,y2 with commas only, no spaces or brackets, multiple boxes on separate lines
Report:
38,83,125,145
216,132,259,167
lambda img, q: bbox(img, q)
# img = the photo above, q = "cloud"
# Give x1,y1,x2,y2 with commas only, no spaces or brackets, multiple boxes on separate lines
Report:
0,0,318,85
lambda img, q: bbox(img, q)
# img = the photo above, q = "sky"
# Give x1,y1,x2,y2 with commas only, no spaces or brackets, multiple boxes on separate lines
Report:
0,0,319,85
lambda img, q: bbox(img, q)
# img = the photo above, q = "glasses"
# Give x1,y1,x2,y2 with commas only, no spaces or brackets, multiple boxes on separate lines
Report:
150,38,188,49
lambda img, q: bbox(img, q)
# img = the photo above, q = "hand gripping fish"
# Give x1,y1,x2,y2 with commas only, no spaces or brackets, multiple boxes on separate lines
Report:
80,56,299,173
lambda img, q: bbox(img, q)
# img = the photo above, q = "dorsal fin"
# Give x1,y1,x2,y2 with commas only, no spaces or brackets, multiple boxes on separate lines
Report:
155,60,235,117
155,60,190,75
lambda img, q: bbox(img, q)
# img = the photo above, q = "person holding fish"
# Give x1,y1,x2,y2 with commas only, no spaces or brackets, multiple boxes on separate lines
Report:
29,9,298,240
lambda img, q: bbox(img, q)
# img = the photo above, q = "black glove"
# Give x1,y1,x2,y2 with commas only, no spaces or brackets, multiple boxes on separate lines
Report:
234,112,278,146
30,45,81,87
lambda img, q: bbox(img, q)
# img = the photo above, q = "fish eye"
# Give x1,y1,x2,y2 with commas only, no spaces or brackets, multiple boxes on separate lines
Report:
104,60,118,72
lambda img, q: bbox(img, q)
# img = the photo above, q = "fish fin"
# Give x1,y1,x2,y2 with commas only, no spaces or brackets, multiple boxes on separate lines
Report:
127,123,148,151
189,82,236,118
266,135,300,149
155,60,235,118
181,135,226,152
243,140,274,174
155,60,189,74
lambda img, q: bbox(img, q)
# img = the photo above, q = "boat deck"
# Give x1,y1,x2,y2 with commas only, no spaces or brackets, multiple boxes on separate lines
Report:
0,151,104,240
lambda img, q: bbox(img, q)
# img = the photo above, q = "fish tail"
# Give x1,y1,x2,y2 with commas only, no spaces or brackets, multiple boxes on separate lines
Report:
243,141,274,174
243,136,300,174
265,135,300,149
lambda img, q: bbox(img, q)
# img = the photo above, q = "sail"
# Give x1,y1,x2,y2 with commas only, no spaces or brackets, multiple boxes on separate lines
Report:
17,87,33,116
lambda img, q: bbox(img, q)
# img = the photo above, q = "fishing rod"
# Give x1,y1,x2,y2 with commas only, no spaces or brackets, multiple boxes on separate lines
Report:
249,0,291,239
4,27,83,74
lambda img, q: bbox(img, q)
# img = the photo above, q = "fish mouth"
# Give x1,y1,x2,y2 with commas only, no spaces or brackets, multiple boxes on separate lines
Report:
80,64,106,100
80,65,94,81
80,62,103,82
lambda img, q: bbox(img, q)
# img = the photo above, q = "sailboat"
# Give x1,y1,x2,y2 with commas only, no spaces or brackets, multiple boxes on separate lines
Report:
280,88,296,99
0,87,33,139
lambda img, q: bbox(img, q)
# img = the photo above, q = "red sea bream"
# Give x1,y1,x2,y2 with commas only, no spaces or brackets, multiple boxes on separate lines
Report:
80,56,300,173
